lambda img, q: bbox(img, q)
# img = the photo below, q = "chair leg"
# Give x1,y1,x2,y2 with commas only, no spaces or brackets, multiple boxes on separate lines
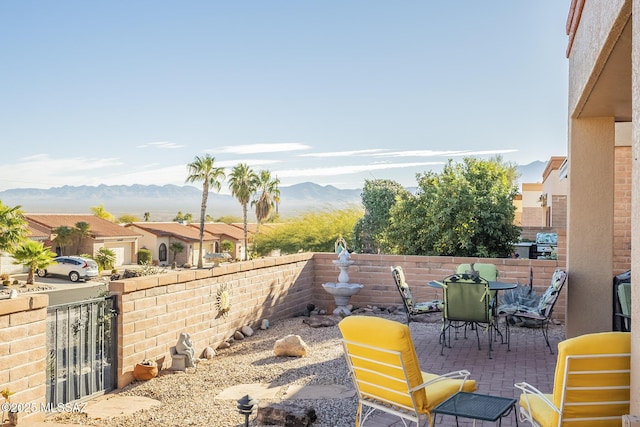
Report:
541,320,553,354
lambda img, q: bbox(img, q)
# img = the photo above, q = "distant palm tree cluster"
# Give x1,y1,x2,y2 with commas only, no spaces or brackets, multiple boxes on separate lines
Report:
186,154,280,265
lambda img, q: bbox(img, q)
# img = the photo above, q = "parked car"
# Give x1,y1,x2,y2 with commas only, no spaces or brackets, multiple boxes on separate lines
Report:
36,256,99,282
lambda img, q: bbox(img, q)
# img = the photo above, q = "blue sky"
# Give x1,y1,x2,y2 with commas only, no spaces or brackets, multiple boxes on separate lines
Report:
0,1,569,193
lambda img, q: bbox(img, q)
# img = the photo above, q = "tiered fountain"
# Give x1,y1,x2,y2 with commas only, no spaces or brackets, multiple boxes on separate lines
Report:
322,239,363,316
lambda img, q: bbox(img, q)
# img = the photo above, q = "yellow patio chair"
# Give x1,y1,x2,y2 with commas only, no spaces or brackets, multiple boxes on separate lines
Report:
339,315,476,426
515,331,630,427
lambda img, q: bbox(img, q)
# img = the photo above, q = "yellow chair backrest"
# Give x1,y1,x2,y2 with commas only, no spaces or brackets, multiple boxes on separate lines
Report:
552,332,630,426
456,263,498,281
338,316,428,413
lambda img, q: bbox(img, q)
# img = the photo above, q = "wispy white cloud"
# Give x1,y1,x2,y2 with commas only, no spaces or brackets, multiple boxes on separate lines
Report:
213,143,311,154
275,161,444,178
299,149,388,158
374,149,519,158
214,159,280,168
137,141,184,149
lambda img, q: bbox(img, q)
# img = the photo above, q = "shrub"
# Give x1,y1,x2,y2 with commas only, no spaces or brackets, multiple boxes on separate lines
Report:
137,248,152,265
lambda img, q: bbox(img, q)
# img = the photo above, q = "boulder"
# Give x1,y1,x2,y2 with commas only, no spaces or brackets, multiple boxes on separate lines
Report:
234,331,245,340
201,346,216,359
241,325,254,337
302,316,336,328
274,334,309,357
256,402,317,427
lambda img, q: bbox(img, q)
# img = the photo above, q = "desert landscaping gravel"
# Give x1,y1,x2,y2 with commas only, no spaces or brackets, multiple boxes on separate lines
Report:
45,311,565,427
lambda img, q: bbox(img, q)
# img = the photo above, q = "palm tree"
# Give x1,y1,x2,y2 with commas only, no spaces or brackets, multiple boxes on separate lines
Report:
228,163,259,261
185,154,226,268
52,226,74,255
73,222,92,254
144,212,151,222
170,241,185,263
252,170,281,231
0,201,28,254
11,241,57,284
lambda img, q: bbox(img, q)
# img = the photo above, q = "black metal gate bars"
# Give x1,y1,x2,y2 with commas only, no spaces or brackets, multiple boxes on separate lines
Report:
46,296,118,406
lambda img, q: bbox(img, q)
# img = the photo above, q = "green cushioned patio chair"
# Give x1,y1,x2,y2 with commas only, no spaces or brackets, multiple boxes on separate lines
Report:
440,273,496,358
391,266,441,324
498,269,567,354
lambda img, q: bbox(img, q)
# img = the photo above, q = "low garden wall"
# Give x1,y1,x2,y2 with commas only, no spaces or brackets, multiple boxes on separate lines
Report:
0,294,49,421
312,253,565,321
1,249,566,422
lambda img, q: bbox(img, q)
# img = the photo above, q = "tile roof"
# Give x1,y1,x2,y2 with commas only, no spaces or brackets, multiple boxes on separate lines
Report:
126,222,215,242
26,214,141,238
195,223,245,241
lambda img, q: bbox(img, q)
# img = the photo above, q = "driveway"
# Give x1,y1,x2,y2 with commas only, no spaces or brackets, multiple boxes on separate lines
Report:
4,273,108,305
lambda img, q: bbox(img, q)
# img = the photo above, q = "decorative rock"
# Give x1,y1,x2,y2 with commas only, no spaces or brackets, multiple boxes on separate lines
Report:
234,331,245,340
274,334,309,357
241,325,254,337
217,341,231,350
260,319,270,330
302,316,336,328
256,402,317,427
202,346,216,359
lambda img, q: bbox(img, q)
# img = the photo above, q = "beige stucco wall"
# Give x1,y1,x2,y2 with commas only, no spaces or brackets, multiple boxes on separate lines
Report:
568,0,637,412
568,0,630,118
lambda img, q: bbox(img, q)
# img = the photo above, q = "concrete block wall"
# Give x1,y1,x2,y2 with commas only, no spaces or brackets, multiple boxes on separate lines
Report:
0,294,49,422
109,253,314,388
312,253,566,321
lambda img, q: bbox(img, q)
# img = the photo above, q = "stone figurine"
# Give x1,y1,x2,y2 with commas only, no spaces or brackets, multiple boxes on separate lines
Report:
175,332,197,368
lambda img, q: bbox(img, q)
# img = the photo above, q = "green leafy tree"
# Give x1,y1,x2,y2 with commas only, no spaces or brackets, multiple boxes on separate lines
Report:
12,241,57,284
0,201,28,253
386,157,520,257
169,241,185,263
353,179,409,254
228,163,259,261
214,215,242,224
252,207,362,256
185,154,226,268
52,226,74,255
143,212,151,222
117,214,139,224
95,247,116,271
252,170,280,231
91,204,115,222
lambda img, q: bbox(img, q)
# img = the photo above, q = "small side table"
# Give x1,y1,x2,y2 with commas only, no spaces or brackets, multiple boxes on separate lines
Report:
432,391,518,426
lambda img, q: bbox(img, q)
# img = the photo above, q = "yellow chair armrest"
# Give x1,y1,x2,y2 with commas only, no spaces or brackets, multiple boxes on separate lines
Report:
410,370,471,393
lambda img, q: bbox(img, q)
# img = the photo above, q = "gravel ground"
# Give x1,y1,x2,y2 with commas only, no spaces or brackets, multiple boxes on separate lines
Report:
47,313,362,427
45,310,565,427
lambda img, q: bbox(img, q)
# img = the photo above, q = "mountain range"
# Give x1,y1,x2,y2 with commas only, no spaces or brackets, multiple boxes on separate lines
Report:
0,161,546,220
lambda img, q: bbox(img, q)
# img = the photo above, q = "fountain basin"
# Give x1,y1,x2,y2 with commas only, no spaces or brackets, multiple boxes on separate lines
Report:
322,283,364,315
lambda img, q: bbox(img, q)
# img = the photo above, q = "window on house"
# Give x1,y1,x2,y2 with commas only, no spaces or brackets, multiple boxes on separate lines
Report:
159,243,167,262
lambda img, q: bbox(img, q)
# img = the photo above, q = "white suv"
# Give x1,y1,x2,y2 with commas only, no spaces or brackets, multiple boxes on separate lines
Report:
36,256,99,282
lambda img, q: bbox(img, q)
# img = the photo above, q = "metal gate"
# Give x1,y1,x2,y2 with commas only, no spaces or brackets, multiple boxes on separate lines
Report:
46,295,118,406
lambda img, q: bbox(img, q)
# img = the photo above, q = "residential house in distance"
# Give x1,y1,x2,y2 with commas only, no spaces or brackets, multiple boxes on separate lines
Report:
191,222,245,260
25,214,141,266
125,222,218,266
540,156,568,229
